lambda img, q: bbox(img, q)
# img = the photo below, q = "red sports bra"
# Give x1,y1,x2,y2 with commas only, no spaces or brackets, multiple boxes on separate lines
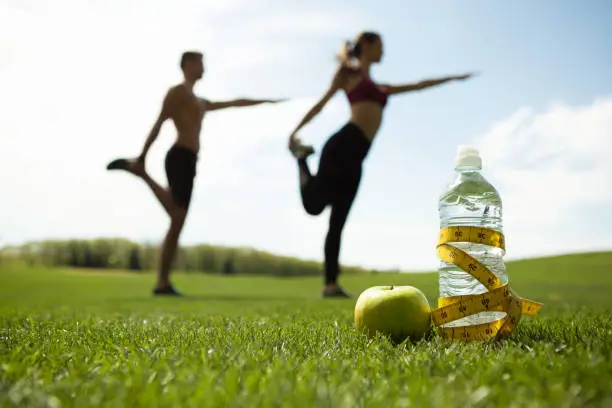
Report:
345,75,389,108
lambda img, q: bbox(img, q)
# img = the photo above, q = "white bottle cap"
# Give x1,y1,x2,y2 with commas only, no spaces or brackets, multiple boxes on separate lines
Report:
455,145,482,168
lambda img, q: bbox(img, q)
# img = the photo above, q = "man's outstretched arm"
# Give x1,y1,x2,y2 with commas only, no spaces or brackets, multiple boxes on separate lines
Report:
205,98,287,111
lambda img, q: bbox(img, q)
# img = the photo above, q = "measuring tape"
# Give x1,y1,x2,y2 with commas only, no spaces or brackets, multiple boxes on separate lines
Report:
431,226,543,341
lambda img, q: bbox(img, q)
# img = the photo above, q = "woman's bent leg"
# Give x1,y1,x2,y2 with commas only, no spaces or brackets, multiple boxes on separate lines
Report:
296,136,339,216
297,157,327,216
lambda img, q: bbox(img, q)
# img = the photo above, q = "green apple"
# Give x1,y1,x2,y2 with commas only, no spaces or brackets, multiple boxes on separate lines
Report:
354,285,432,344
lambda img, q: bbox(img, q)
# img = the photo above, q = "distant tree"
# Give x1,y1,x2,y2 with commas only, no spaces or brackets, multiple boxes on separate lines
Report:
128,246,141,271
84,245,94,268
223,258,236,275
11,238,379,276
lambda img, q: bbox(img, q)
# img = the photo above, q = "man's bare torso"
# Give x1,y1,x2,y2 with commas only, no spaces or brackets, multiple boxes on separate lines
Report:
167,83,207,153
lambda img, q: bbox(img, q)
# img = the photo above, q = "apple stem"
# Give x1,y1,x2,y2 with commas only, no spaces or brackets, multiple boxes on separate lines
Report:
390,285,394,290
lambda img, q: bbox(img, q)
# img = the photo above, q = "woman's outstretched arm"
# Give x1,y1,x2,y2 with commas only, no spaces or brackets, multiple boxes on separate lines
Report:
384,72,477,96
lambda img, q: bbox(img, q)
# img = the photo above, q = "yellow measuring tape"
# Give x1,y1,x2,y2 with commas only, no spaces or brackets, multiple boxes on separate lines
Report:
431,226,543,341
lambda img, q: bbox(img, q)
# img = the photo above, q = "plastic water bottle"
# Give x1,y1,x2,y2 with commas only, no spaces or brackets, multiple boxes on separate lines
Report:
438,145,508,327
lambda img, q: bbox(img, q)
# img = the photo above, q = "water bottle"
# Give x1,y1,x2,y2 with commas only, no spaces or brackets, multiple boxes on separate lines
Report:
438,145,508,327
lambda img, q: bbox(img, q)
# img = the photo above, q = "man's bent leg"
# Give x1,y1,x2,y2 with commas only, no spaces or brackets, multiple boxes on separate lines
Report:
141,173,176,217
107,157,175,217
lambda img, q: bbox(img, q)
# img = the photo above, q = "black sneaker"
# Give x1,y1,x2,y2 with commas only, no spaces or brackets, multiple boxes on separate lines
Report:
323,286,351,298
106,157,144,177
153,284,183,296
106,158,131,171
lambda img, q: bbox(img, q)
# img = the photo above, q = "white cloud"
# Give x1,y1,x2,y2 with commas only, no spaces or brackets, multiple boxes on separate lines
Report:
473,97,612,258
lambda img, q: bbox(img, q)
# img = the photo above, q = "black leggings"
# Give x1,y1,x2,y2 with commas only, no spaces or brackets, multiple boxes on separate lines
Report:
298,122,372,284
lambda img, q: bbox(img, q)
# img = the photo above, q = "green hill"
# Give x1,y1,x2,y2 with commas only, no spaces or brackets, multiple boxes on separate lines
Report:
0,249,610,407
1,248,610,312
1,238,610,280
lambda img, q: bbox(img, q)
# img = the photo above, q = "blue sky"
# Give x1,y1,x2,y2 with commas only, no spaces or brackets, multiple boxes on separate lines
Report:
1,0,611,271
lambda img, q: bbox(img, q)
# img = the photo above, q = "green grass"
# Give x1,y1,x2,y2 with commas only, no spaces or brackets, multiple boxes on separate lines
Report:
1,252,611,407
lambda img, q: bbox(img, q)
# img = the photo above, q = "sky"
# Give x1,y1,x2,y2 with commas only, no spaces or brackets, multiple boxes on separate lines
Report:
1,0,611,271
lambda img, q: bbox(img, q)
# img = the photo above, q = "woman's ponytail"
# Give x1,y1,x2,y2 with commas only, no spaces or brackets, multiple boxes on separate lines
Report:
337,40,355,66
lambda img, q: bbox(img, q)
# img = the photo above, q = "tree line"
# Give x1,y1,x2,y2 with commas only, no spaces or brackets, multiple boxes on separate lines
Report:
0,238,392,276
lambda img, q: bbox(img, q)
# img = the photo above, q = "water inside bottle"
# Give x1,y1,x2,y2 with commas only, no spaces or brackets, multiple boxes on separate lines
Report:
438,167,509,327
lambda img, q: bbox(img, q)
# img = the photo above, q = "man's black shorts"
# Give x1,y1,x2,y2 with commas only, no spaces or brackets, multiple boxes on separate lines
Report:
164,145,197,209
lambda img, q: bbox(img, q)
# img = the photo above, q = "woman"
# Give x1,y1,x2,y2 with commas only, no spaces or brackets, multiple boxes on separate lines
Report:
287,31,475,298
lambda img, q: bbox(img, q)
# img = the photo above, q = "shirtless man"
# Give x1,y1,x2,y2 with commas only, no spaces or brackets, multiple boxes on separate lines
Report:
106,51,285,296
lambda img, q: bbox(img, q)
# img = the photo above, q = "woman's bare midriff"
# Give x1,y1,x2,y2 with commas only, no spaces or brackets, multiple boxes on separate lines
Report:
348,101,384,141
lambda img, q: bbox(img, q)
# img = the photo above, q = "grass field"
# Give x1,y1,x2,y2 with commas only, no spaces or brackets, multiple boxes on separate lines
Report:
1,252,611,407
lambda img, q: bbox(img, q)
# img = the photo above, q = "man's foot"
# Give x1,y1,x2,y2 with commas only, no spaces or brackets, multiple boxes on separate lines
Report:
153,284,183,296
323,286,351,298
289,136,315,159
106,157,145,177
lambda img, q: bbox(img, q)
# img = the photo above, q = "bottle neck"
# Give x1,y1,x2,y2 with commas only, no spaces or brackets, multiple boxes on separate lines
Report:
455,165,482,173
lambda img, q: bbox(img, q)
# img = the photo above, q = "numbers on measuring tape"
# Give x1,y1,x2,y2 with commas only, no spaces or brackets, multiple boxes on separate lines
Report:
481,297,490,309
435,227,542,341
